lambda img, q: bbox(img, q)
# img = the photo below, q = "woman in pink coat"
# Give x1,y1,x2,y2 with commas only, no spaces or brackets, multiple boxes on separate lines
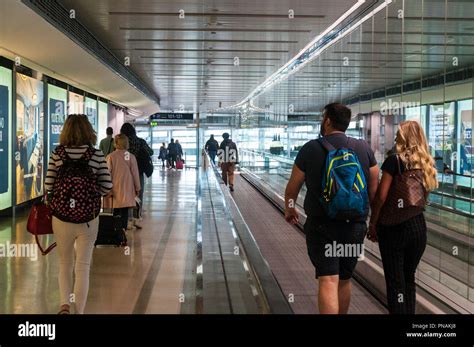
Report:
106,134,141,231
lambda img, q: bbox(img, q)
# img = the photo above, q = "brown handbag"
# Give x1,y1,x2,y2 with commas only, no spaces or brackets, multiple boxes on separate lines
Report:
378,156,427,226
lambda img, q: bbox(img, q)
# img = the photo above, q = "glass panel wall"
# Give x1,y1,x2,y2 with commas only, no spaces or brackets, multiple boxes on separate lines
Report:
235,0,474,311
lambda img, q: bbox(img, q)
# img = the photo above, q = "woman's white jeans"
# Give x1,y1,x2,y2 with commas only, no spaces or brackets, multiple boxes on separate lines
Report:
53,216,99,314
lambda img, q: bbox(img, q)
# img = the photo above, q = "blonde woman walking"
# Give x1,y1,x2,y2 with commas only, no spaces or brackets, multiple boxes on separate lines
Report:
368,121,438,314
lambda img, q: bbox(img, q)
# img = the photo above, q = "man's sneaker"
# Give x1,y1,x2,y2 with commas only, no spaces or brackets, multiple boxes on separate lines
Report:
134,218,143,229
229,185,234,192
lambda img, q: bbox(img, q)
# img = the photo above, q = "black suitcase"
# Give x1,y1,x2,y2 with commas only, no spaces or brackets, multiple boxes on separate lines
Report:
95,210,127,247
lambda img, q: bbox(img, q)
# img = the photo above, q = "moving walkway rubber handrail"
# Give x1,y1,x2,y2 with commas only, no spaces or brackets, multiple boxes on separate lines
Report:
430,190,473,204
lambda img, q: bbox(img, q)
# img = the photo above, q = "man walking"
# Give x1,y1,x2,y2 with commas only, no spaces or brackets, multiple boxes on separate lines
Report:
205,134,219,164
99,127,115,157
218,133,238,192
167,138,178,169
284,103,379,314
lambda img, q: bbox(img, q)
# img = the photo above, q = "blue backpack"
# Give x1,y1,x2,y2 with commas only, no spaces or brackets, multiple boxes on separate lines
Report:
318,137,369,221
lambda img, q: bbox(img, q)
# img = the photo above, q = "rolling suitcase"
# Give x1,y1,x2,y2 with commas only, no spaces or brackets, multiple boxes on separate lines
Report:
95,199,127,247
176,159,184,170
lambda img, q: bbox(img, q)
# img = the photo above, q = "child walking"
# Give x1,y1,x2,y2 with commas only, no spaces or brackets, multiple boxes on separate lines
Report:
106,134,141,231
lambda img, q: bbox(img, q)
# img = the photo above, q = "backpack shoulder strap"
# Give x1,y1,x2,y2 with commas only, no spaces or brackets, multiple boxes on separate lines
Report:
82,146,96,162
55,145,70,161
317,137,336,153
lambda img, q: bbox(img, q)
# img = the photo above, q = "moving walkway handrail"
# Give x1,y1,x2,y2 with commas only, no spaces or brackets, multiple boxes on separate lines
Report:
239,148,295,166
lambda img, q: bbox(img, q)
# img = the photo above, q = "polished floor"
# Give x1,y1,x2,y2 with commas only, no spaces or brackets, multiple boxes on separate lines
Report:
0,168,198,314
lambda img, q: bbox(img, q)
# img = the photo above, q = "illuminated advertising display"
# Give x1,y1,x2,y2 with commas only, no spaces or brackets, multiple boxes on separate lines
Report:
85,96,98,132
98,99,108,139
68,90,84,115
0,66,12,209
16,72,44,204
48,84,67,155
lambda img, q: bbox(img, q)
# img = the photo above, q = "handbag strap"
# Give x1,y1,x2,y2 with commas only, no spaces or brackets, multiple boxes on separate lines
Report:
396,154,402,175
35,233,57,255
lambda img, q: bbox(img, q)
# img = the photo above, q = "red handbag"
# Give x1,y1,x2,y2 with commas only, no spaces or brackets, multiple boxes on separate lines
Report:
26,198,57,255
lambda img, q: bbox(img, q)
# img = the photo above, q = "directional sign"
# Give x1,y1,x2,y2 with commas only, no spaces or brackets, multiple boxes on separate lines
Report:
150,112,194,120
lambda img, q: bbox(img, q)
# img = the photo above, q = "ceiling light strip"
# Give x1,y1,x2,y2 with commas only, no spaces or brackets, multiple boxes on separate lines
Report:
236,0,392,106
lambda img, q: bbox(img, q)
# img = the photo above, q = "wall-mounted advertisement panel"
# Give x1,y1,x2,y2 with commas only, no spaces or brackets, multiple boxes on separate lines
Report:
98,100,108,139
48,84,67,156
0,66,12,210
68,90,84,115
428,102,455,174
85,96,98,132
16,72,44,204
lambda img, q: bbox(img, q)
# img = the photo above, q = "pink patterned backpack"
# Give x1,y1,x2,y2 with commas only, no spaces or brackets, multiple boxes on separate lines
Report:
50,146,101,224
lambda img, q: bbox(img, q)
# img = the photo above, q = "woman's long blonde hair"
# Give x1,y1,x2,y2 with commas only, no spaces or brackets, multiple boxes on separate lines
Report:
60,114,97,147
395,120,438,191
